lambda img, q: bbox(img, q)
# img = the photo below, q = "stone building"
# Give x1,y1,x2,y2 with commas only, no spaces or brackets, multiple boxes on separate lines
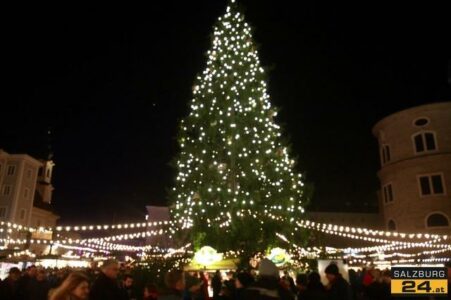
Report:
372,102,451,234
0,149,59,228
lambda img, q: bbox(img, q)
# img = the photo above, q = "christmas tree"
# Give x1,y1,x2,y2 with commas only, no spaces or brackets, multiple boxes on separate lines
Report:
170,0,309,259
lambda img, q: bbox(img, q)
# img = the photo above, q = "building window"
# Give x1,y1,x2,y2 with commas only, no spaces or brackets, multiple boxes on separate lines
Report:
381,144,391,164
387,219,396,231
24,188,29,199
418,174,445,196
19,209,26,220
2,185,12,196
38,167,43,176
383,184,394,203
46,168,51,178
413,131,437,153
7,165,16,176
27,169,33,179
426,213,449,228
0,207,6,218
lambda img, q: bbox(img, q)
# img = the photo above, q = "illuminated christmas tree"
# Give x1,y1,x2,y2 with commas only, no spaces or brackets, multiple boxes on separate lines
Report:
170,0,309,258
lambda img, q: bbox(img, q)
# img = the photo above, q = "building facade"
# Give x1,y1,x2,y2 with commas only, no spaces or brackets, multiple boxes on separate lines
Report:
0,149,59,228
372,102,451,234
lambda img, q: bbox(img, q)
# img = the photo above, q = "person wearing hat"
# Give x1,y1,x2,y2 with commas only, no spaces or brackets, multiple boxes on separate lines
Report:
242,258,294,300
324,263,352,300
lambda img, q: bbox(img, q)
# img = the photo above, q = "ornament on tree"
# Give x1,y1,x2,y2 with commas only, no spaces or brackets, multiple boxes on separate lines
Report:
218,163,227,172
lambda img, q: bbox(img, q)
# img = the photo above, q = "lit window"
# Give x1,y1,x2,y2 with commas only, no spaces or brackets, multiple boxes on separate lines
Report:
418,174,445,196
426,213,449,227
413,132,437,153
387,220,396,231
7,165,16,176
383,184,394,203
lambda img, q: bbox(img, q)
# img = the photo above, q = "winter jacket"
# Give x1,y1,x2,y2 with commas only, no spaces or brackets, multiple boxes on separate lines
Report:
327,275,352,300
90,273,125,300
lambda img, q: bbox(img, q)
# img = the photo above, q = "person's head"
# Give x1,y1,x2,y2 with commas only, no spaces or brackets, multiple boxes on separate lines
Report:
227,271,234,280
144,283,158,298
296,273,307,289
27,265,38,277
235,272,254,289
325,263,340,283
215,270,221,278
123,274,133,288
164,270,185,291
8,267,21,281
381,270,391,284
50,272,89,300
307,272,322,288
258,258,279,279
101,259,120,279
370,269,381,282
36,269,47,281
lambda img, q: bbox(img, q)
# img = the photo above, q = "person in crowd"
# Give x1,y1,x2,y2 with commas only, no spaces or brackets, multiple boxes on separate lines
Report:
120,274,137,300
361,268,373,288
364,269,385,300
183,273,202,300
49,269,68,289
380,269,392,300
282,271,296,294
234,271,254,300
324,263,352,300
158,269,185,300
16,265,38,300
297,272,327,300
197,272,209,300
211,270,222,300
90,259,123,300
143,283,158,300
295,273,307,297
49,272,90,300
0,267,21,300
223,271,235,298
30,269,51,300
242,258,294,300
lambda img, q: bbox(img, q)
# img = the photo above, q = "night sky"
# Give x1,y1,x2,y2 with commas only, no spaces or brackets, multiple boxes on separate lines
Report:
2,1,450,224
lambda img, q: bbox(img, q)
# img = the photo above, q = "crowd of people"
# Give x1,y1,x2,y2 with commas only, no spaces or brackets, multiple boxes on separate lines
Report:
1,259,450,300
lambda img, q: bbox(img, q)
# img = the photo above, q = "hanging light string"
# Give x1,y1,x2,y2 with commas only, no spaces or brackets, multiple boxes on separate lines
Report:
296,221,450,249
278,230,451,263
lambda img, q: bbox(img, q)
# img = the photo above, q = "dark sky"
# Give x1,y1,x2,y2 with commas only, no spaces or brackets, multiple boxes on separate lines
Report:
2,1,450,224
